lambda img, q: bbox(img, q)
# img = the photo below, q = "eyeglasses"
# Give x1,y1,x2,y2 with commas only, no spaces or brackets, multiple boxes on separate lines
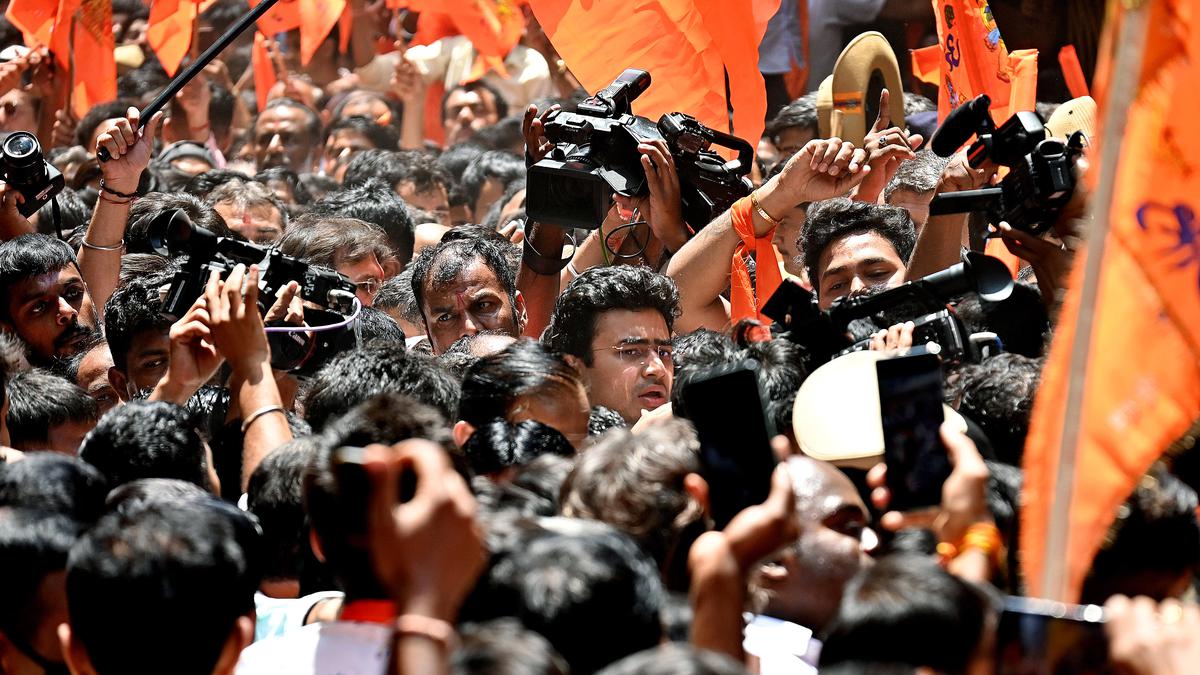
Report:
354,279,381,297
595,344,674,369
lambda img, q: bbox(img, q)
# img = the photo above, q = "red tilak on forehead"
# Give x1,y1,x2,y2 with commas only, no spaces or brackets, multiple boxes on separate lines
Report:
456,291,467,309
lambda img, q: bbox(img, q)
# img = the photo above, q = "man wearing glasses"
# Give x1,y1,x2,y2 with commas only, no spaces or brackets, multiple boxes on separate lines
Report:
544,266,681,424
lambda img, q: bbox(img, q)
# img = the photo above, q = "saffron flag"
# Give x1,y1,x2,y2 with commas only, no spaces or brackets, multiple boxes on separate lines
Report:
251,0,301,36
527,0,779,157
6,0,58,47
49,0,116,118
147,0,216,77
252,30,278,113
1021,0,1200,601
298,0,346,66
929,0,1038,123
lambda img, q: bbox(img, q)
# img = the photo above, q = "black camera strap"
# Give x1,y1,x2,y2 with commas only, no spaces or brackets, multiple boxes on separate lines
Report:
51,195,62,241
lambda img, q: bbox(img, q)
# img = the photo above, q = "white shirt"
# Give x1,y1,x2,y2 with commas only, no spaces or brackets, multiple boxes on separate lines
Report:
743,613,823,675
236,621,392,675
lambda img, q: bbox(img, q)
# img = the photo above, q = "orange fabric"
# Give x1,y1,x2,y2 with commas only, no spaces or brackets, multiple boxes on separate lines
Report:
528,0,780,159
252,0,301,36
147,0,200,77
1058,45,1090,99
929,0,1038,124
911,44,941,86
729,195,782,324
298,0,346,66
252,30,277,112
6,0,58,47
983,236,1020,278
1021,0,1200,601
54,0,115,118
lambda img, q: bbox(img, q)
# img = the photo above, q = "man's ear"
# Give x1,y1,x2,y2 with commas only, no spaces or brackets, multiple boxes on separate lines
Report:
59,622,96,675
308,528,326,564
107,367,130,403
210,615,255,675
512,291,528,335
562,353,585,373
683,472,710,515
452,420,476,449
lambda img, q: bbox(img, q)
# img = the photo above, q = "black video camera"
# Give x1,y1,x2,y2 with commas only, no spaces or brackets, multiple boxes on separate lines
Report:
0,132,64,218
526,68,754,230
763,252,1014,367
149,209,360,374
927,94,1086,235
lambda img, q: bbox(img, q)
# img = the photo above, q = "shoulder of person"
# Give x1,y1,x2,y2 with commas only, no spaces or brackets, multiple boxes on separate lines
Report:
236,621,392,675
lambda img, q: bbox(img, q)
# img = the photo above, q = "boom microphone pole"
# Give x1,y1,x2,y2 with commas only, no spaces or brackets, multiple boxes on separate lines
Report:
97,0,282,162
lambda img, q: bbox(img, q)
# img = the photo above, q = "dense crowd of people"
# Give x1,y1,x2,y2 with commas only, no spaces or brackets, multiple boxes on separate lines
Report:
0,0,1195,673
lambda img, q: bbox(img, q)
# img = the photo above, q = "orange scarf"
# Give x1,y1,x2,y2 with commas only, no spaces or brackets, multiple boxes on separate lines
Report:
729,195,783,325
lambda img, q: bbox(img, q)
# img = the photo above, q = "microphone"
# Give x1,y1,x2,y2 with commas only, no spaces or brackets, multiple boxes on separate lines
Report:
929,94,992,158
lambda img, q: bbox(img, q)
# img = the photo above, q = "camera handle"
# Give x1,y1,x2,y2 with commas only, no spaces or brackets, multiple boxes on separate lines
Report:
928,187,1003,217
705,128,755,172
97,0,282,162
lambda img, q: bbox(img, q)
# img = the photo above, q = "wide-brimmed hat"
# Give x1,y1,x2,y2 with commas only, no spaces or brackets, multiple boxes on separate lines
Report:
792,350,967,469
816,31,907,146
1045,96,1097,141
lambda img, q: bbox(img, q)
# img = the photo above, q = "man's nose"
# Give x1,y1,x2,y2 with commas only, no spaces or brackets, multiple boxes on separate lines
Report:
267,133,284,152
849,276,867,295
461,313,479,336
642,352,669,378
56,297,77,325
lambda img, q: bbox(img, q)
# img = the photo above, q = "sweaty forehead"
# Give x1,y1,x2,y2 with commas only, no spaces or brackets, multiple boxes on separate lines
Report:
258,106,308,131
818,231,902,278
787,456,863,517
426,255,505,297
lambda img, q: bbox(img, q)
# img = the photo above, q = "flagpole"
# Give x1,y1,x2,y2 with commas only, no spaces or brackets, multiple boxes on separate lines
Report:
1041,0,1150,601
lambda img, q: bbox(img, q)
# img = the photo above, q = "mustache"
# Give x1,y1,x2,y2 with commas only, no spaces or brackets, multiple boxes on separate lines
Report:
54,319,100,349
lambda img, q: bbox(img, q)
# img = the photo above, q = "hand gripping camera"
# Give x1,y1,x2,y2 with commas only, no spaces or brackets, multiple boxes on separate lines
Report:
526,68,754,230
149,209,361,374
927,94,1086,235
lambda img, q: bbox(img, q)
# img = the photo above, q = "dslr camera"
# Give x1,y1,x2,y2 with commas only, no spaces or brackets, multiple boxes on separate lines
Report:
149,209,360,374
526,68,754,230
927,94,1085,235
0,131,64,218
763,252,1014,368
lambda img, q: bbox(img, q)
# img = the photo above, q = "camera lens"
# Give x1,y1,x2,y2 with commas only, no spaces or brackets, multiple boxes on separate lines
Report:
2,132,39,166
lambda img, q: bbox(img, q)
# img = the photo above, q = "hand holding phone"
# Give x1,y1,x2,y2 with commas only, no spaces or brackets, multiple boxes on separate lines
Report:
877,353,950,511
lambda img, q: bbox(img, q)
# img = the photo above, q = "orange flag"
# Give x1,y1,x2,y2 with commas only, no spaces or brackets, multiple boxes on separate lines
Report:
147,0,203,77
528,0,780,158
251,0,301,36
1058,45,1090,99
252,30,278,112
929,0,1038,123
1021,0,1200,601
298,0,346,66
6,0,58,47
49,0,116,118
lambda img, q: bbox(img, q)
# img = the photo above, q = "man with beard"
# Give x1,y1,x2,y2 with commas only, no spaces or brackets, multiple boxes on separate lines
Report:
0,234,102,367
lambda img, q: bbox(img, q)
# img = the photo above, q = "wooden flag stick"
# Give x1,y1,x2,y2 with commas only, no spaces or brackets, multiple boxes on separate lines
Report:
1041,0,1151,601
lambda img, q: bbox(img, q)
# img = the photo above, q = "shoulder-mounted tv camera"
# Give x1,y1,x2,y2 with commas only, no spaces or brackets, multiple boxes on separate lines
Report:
149,209,361,375
526,68,754,231
763,252,1014,368
927,94,1086,235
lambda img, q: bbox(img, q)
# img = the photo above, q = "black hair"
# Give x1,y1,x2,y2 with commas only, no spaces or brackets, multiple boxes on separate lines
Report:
801,199,917,289
305,393,452,598
474,116,525,152
595,644,748,675
462,419,574,475
0,234,79,322
0,508,84,651
452,619,570,675
0,453,108,523
116,253,172,287
76,100,138,149
438,142,488,182
946,353,1042,466
544,266,682,366
765,93,818,144
103,272,172,373
344,149,454,196
588,406,627,436
256,97,321,143
183,168,254,197
330,90,402,128
126,191,238,254
1081,466,1200,604
78,400,210,490
104,477,214,517
355,306,409,347
66,498,260,675
442,79,509,120
5,369,98,450
209,81,236,139
953,282,1050,359
819,554,993,672
308,178,415,265
299,345,460,430
323,114,400,150
117,64,169,103
247,438,320,582
34,187,92,238
482,177,526,230
409,235,520,323
373,274,417,318
298,172,343,202
458,150,525,213
672,329,738,371
254,166,314,205
458,339,583,427
486,522,665,674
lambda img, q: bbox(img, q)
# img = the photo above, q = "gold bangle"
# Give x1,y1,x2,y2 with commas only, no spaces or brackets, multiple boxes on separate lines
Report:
750,191,781,228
